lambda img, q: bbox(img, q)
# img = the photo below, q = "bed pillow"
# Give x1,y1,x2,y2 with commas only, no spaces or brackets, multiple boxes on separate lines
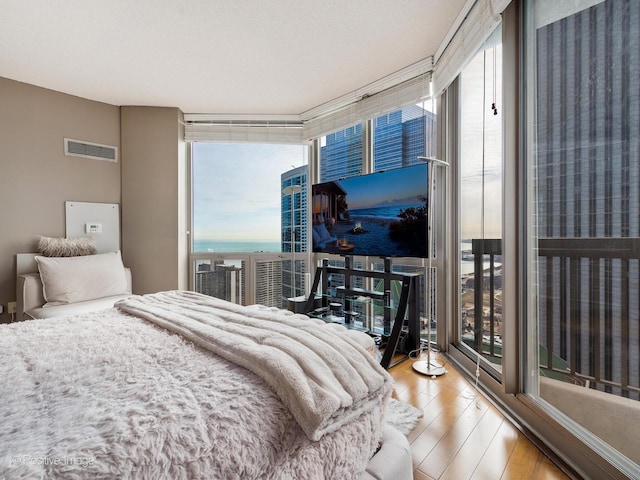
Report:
312,226,321,246
314,223,332,242
35,250,130,306
38,236,97,257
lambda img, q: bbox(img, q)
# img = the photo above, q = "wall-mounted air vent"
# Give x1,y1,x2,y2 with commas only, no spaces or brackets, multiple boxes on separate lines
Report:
64,138,118,163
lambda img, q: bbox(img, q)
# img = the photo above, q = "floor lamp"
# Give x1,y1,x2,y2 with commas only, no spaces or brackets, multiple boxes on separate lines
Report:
282,184,302,298
413,157,449,377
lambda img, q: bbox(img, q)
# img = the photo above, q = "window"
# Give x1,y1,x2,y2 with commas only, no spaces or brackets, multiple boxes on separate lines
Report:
458,26,503,374
192,142,308,306
319,124,363,182
315,105,437,341
525,0,640,470
193,143,307,252
373,103,436,172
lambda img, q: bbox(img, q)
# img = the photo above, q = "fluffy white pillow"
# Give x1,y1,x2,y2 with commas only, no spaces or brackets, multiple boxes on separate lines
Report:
35,251,130,306
38,236,97,257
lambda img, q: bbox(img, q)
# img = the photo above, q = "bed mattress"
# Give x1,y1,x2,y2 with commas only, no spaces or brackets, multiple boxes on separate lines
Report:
0,293,392,479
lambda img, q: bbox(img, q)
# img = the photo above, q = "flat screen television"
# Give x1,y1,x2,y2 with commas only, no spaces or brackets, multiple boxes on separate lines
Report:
311,164,428,258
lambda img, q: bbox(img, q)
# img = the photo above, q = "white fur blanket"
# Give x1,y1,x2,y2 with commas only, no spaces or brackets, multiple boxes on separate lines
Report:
0,305,389,479
115,291,393,441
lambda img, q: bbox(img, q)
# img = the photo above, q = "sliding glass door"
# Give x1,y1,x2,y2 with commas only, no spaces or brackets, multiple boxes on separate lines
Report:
524,0,640,471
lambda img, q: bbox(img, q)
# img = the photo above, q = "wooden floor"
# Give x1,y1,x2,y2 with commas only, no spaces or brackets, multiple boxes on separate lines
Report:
388,353,570,480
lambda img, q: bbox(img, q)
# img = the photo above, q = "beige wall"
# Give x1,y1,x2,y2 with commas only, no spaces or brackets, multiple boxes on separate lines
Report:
121,106,188,295
0,77,121,322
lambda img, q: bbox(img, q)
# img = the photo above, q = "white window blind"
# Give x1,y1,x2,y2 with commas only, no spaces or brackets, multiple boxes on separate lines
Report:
185,57,433,143
301,60,433,140
432,0,511,94
184,115,305,144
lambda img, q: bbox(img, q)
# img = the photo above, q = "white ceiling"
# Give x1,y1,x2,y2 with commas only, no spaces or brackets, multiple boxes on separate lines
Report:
0,0,467,115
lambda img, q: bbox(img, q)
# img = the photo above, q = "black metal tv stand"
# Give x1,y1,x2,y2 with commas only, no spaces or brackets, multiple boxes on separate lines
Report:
304,256,421,369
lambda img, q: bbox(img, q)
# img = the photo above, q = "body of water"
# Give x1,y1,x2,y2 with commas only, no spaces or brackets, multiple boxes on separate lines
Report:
347,203,423,220
194,239,281,253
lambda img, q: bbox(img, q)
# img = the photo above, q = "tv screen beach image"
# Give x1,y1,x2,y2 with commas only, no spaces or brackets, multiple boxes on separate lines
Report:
311,164,428,258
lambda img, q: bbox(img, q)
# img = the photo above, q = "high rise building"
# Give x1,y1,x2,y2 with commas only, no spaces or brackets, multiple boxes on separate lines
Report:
319,105,437,182
281,165,308,301
195,260,244,304
320,124,363,181
254,259,283,307
373,105,436,171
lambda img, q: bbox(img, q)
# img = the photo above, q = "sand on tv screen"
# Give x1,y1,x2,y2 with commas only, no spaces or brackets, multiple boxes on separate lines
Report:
311,164,428,258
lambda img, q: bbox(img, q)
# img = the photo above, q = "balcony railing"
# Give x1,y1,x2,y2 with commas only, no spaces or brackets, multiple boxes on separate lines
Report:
469,237,640,400
191,252,432,339
538,238,640,399
471,238,503,361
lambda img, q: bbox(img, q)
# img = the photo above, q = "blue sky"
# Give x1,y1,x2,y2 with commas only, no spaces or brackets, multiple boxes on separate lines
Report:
193,142,307,241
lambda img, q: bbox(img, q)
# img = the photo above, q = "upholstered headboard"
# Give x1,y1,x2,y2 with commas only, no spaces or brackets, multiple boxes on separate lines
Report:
16,253,38,277
16,253,38,320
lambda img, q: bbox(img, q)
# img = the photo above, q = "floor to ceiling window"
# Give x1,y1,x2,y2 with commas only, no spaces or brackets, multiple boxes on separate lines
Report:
371,103,437,339
458,26,504,375
525,0,640,471
191,142,308,307
313,103,437,341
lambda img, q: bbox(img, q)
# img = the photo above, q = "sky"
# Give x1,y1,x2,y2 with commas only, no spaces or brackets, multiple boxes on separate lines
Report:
193,142,307,241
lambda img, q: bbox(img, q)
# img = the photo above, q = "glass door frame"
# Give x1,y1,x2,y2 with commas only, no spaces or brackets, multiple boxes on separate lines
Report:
442,2,631,478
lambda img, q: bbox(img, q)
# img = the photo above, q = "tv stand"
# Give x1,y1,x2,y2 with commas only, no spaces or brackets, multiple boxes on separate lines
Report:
304,256,421,369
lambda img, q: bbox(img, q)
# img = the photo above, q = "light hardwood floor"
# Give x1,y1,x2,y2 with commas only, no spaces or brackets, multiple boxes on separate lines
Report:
388,354,571,480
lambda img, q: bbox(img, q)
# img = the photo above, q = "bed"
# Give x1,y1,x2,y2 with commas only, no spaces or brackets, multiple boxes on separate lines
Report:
0,289,412,479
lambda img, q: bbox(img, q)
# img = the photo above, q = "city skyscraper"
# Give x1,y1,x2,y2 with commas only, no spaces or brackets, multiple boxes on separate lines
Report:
319,105,436,182
320,124,363,181
195,261,244,304
254,259,283,307
373,104,436,171
281,165,308,302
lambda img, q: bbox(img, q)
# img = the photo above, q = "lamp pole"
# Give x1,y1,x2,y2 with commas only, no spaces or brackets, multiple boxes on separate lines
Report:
413,157,449,377
282,184,302,298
